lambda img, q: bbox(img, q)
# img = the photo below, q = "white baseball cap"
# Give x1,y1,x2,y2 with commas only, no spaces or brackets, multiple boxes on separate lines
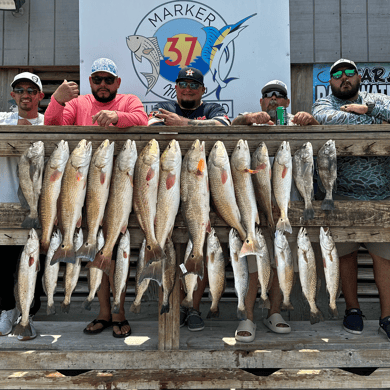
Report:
11,72,42,92
330,59,358,75
261,80,288,96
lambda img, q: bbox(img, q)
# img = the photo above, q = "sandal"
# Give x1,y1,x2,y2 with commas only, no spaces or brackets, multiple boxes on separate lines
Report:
83,318,112,335
112,320,132,338
235,319,256,343
263,313,291,334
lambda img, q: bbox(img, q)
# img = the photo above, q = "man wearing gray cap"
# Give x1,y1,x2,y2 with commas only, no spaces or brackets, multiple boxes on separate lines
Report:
45,57,148,128
312,58,390,341
232,79,318,126
0,71,45,340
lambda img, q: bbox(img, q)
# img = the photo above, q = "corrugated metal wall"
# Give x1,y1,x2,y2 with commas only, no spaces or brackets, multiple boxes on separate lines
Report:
0,1,389,66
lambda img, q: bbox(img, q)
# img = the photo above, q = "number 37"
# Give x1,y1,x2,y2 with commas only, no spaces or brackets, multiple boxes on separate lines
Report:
165,37,198,66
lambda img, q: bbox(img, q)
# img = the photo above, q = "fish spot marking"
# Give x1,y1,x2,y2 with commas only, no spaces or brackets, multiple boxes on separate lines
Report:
146,168,155,181
100,172,106,185
123,251,128,258
50,169,62,182
256,163,266,170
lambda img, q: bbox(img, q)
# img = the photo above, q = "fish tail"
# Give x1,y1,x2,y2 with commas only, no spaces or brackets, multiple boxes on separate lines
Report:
259,296,271,310
281,299,294,311
12,322,34,340
141,71,158,93
181,296,193,309
21,215,41,229
206,306,220,319
329,304,338,319
87,250,112,273
276,217,292,234
76,240,97,262
237,306,247,321
138,260,163,286
81,298,93,311
239,233,262,257
321,198,335,211
310,308,324,325
129,302,141,314
40,240,50,255
183,252,204,280
160,303,170,315
61,301,70,314
112,303,120,314
50,244,76,265
46,303,56,316
303,206,315,221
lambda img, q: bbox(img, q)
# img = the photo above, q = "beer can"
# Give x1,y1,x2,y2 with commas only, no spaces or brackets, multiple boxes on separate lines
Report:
276,106,287,125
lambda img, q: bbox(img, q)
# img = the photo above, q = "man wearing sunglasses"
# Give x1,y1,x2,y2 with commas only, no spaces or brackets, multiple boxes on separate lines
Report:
0,72,45,340
44,58,148,128
148,66,230,127
313,58,390,342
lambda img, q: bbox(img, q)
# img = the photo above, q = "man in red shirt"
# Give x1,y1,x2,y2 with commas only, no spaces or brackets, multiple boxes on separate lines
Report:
44,58,148,128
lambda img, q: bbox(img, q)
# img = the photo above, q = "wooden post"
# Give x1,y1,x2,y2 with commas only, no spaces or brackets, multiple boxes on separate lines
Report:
158,243,181,350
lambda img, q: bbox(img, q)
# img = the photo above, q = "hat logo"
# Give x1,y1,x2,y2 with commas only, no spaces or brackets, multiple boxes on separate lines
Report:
186,69,194,76
32,76,38,83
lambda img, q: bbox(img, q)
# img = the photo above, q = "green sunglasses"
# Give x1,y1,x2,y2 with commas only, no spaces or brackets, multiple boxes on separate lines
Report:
331,69,357,79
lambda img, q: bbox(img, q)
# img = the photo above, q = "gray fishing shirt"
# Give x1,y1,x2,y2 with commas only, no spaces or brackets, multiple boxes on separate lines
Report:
312,92,390,200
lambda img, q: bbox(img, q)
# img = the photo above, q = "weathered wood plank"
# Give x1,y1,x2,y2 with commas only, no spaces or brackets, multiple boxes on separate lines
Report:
291,64,313,115
290,0,314,63
1,367,389,389
0,11,3,66
29,0,55,66
54,0,79,65
0,69,20,112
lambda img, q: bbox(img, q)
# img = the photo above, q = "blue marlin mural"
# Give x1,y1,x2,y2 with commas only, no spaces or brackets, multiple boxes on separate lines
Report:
201,14,256,100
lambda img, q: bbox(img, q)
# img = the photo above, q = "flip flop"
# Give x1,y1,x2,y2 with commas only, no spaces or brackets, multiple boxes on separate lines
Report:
83,318,112,335
263,313,291,334
112,320,132,338
235,319,256,343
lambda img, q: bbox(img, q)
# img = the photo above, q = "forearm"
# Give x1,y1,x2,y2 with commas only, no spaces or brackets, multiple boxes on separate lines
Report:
187,119,224,126
231,114,252,125
116,97,148,127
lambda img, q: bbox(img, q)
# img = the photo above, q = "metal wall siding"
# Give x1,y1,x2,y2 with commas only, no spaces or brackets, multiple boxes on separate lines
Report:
29,0,55,66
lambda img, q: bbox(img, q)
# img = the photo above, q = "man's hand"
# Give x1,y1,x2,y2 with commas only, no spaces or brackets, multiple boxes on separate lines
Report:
92,110,119,128
291,111,319,126
248,112,273,125
340,104,368,115
52,80,79,105
17,118,32,125
154,108,188,126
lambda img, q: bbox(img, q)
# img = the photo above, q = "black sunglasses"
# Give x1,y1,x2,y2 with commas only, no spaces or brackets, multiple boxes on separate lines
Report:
91,76,116,85
13,87,39,96
262,91,287,99
331,69,357,79
177,81,202,90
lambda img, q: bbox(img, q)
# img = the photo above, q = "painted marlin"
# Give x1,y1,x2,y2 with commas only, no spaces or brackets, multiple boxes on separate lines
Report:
201,14,256,99
126,35,164,94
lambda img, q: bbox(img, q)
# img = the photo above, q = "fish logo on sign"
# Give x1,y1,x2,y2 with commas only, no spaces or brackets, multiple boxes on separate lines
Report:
127,1,256,100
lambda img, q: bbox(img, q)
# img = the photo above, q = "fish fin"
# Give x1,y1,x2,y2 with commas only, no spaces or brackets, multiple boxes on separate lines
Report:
21,215,41,229
237,307,247,321
206,307,220,319
255,212,260,225
239,234,262,257
143,48,153,55
12,322,34,340
310,308,324,325
222,76,238,85
281,301,294,311
17,186,30,210
76,240,97,262
328,305,338,319
141,71,158,94
215,85,222,100
138,260,163,286
160,303,170,315
129,302,141,314
50,244,76,265
183,252,204,280
135,53,142,62
87,250,112,274
303,207,315,221
29,163,39,182
276,217,292,234
81,298,92,311
321,198,335,211
259,297,271,309
61,302,70,314
46,303,56,316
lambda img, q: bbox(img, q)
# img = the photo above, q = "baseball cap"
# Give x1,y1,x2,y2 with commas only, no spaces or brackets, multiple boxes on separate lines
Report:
11,72,42,92
261,80,288,96
330,59,358,75
91,58,118,77
175,67,204,85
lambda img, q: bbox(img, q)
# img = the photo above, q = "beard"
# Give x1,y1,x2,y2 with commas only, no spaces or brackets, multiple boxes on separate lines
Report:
266,100,278,120
180,99,197,109
92,89,117,103
331,79,360,100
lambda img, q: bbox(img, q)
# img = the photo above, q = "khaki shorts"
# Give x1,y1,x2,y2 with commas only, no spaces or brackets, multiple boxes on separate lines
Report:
334,194,390,260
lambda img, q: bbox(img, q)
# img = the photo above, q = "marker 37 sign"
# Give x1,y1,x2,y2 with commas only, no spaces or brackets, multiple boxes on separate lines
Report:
126,1,256,100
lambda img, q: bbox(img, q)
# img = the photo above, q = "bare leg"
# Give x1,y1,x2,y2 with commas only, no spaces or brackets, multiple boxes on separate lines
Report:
266,269,288,328
236,271,258,337
339,251,359,310
370,252,390,319
192,263,208,312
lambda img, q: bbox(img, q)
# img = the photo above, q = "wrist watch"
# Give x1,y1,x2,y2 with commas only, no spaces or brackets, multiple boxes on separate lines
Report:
365,102,375,115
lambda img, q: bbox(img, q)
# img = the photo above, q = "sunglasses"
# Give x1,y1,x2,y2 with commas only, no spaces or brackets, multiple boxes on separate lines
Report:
177,81,202,90
91,76,116,85
262,91,287,99
331,69,357,79
13,87,39,96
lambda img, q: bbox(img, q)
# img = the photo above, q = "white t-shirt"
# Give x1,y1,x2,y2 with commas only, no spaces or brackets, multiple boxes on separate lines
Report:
0,112,44,202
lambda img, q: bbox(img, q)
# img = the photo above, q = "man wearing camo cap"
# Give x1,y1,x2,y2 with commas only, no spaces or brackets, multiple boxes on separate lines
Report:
44,57,148,128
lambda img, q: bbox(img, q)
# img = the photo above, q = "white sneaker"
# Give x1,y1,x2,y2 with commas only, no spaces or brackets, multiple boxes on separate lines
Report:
0,308,20,336
17,316,37,341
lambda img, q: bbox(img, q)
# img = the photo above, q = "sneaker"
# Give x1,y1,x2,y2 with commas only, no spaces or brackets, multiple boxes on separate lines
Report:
17,315,37,341
0,308,20,336
379,316,390,341
180,306,188,328
186,308,204,332
343,308,365,334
